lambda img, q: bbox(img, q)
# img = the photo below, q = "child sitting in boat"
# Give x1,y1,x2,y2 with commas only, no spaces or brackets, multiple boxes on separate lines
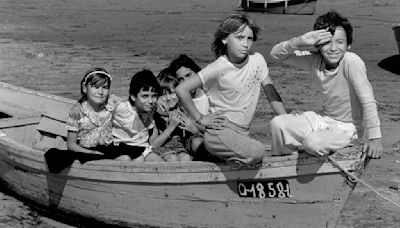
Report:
176,14,287,165
152,70,193,162
45,68,136,172
167,54,209,117
269,10,382,158
159,54,213,160
111,69,166,162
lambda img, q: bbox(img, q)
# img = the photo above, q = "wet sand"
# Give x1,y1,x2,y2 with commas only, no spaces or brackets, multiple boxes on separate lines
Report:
0,0,399,227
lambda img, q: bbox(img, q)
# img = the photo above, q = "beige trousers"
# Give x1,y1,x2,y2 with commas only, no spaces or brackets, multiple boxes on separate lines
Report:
269,111,356,156
204,121,265,164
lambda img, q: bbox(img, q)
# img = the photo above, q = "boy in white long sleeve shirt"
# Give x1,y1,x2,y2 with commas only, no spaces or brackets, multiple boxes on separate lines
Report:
269,10,382,158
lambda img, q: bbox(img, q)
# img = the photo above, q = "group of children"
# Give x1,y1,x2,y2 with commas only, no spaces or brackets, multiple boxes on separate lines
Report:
46,10,383,170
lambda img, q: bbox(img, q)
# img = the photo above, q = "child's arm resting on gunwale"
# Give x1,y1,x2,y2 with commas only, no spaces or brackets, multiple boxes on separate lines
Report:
347,56,382,158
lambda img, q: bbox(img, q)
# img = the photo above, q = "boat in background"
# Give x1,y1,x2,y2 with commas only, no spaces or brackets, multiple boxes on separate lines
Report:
0,81,368,228
239,0,317,15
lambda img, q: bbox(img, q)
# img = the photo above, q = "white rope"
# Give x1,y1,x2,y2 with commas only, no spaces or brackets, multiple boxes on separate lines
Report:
328,156,400,209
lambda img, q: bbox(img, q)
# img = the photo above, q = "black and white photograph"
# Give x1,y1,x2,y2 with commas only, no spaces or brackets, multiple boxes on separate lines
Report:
0,0,399,227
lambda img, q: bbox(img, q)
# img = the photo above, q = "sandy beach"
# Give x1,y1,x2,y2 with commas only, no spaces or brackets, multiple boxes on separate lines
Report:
0,0,399,227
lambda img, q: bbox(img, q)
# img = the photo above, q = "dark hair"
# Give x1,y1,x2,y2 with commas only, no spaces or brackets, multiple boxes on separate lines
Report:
212,14,260,57
156,68,180,95
168,54,201,75
78,67,111,103
313,10,353,45
129,69,162,100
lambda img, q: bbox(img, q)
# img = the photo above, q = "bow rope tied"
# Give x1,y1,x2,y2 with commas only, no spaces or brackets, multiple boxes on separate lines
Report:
328,154,400,209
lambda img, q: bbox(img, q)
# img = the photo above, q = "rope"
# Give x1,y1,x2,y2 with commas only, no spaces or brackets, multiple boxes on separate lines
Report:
328,156,400,209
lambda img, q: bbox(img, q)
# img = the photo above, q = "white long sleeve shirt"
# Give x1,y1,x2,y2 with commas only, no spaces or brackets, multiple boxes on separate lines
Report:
270,40,381,139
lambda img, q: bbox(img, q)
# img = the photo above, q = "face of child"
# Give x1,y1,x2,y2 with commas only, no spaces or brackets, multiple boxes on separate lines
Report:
318,27,349,70
176,66,196,83
131,88,158,113
159,89,179,111
84,82,110,108
223,25,254,64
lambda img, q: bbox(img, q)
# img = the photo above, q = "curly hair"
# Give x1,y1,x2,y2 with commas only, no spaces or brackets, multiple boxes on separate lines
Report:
313,10,353,45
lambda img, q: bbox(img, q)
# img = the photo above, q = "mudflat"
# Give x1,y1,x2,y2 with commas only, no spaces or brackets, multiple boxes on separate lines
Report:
0,0,399,227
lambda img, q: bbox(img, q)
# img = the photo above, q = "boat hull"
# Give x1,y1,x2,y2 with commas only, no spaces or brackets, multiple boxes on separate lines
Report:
0,82,366,227
0,137,365,228
239,0,317,15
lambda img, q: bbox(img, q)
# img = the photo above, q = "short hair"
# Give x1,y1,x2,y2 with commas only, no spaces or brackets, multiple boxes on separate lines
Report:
168,54,201,74
79,67,111,103
156,68,180,94
129,69,162,97
313,10,353,45
212,14,260,57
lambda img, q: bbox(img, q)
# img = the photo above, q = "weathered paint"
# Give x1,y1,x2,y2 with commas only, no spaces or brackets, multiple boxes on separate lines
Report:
0,82,366,227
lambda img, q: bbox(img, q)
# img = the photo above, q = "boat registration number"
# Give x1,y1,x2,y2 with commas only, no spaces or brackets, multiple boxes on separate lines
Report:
237,180,291,198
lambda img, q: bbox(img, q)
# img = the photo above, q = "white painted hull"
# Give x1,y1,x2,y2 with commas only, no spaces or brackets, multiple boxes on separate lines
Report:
0,82,366,227
239,0,317,15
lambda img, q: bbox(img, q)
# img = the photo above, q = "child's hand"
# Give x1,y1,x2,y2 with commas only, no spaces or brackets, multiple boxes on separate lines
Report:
168,110,180,128
156,99,169,116
363,138,383,159
178,111,199,134
70,102,84,119
199,112,228,130
295,28,332,48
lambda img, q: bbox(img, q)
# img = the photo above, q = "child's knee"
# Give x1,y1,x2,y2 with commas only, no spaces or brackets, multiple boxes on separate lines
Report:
246,144,265,164
178,153,192,162
269,115,287,131
191,138,203,153
302,135,324,156
145,152,165,162
132,155,145,162
164,154,179,162
115,155,131,161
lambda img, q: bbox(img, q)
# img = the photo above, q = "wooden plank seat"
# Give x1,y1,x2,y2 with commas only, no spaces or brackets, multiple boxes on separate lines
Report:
33,114,68,152
0,116,41,129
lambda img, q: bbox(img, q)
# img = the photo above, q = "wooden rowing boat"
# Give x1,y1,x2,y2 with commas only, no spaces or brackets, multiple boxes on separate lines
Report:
0,82,368,227
239,0,317,15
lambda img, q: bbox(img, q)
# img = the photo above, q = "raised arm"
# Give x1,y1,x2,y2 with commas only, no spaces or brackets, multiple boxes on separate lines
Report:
270,29,331,70
288,29,332,50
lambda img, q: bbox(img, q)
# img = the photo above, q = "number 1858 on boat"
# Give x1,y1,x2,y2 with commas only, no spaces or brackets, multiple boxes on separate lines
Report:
237,180,291,198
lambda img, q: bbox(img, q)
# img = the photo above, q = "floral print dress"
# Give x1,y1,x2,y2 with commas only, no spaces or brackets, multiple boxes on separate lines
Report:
66,94,120,148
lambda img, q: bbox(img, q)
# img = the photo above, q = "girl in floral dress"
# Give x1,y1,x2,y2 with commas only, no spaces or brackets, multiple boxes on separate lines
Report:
45,68,136,172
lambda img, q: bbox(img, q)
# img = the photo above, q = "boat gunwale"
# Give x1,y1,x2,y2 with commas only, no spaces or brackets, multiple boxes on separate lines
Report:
0,82,75,105
0,135,364,184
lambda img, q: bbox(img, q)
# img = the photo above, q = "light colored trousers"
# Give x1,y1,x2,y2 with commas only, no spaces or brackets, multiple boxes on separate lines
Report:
269,111,356,156
204,121,265,164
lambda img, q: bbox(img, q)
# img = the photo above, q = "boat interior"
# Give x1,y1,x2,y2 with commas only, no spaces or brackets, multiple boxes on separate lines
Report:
0,83,71,152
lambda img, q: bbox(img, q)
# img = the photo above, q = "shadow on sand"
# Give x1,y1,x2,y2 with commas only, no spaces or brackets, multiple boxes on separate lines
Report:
378,54,400,75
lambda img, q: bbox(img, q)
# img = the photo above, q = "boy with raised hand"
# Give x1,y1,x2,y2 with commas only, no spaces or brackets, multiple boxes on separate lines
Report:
269,10,382,159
